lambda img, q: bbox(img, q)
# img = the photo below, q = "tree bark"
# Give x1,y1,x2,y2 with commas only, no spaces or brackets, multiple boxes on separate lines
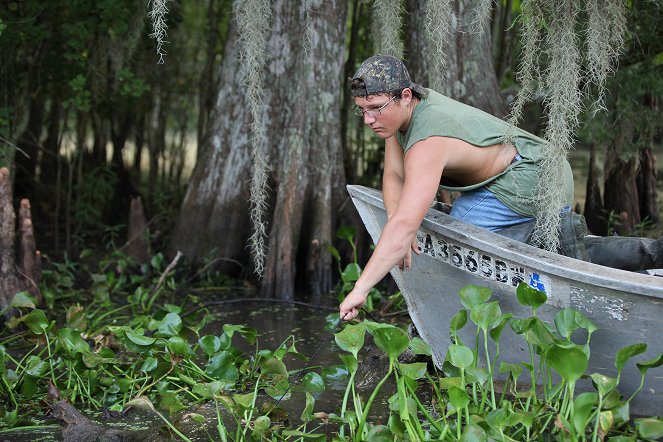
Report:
0,168,41,310
170,0,348,299
637,147,658,226
405,0,507,116
603,140,640,235
126,197,149,265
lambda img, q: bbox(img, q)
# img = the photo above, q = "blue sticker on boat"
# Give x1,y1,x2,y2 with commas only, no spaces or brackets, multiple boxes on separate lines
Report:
529,273,546,293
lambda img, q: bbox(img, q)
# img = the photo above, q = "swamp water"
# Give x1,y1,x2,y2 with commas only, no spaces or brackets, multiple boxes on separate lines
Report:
2,300,400,441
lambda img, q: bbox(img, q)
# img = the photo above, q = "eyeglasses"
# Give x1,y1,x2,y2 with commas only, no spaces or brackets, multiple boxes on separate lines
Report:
352,96,396,117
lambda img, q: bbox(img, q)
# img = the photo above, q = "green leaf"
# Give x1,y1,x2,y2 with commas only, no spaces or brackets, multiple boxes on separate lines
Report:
339,353,357,373
599,410,614,436
554,308,583,340
510,317,533,335
167,336,190,356
199,335,220,358
57,328,90,356
281,429,325,440
439,376,462,390
261,358,288,378
448,386,470,410
466,367,489,386
486,406,509,430
636,353,663,375
223,324,257,345
157,313,182,337
450,309,468,339
470,301,501,331
635,417,663,440
334,323,365,358
326,245,341,262
298,372,325,393
192,381,223,399
341,263,361,283
25,356,49,377
336,225,356,241
365,424,394,441
365,321,409,361
458,285,491,309
408,337,432,356
233,392,255,409
545,344,588,383
321,365,348,382
460,424,486,442
253,415,271,437
206,351,239,383
615,343,647,374
301,392,315,422
572,392,598,435
515,283,547,311
524,317,555,349
23,309,49,335
398,362,428,380
141,357,158,373
126,330,156,346
590,373,617,397
10,292,36,309
489,313,513,343
448,344,474,369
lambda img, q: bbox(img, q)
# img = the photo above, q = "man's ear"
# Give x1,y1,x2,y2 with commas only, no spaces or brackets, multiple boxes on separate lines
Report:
401,87,413,104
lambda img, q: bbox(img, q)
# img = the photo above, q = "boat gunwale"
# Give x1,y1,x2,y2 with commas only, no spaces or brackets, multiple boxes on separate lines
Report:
347,185,663,299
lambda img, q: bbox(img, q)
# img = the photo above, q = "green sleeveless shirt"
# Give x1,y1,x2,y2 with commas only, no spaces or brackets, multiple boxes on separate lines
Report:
396,89,574,217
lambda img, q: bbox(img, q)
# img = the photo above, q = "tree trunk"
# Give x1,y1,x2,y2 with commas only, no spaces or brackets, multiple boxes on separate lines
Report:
170,0,348,299
603,142,640,235
405,0,507,116
14,95,45,201
637,147,658,226
0,168,41,310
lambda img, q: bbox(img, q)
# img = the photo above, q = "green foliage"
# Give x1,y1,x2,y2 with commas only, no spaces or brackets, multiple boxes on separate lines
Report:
331,283,662,441
329,225,386,313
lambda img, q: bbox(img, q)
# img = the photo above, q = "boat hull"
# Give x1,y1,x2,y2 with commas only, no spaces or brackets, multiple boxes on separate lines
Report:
348,185,663,416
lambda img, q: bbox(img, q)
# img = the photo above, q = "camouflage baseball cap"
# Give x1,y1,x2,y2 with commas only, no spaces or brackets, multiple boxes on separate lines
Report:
351,55,428,98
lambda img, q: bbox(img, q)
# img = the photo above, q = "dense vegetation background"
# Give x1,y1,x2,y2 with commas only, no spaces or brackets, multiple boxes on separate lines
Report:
1,0,662,303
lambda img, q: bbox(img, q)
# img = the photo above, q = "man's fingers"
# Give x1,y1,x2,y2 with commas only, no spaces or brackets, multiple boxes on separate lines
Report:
340,308,357,321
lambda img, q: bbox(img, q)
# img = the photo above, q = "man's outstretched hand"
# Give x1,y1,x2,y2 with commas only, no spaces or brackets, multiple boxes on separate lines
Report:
339,288,368,321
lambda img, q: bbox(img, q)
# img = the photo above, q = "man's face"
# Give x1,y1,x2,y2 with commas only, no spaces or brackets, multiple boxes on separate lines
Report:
353,93,403,139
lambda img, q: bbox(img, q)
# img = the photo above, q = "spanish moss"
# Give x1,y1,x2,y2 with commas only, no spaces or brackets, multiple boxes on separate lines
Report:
302,0,318,58
372,0,404,58
423,0,454,94
585,0,626,113
147,0,170,64
507,0,626,252
532,0,582,252
234,0,273,276
505,0,542,137
470,0,494,38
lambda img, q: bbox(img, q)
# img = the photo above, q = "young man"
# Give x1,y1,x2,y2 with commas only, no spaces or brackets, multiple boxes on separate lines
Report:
339,55,661,321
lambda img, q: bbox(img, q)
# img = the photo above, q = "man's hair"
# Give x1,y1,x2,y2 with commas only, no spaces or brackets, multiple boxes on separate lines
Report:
350,78,425,100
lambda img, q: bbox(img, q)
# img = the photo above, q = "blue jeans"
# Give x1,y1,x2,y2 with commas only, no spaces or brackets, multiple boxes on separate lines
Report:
449,187,534,231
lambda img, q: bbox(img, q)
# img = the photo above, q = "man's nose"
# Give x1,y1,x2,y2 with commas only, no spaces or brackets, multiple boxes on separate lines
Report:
363,113,376,124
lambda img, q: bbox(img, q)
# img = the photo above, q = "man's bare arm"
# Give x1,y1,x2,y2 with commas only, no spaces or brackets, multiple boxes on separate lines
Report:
383,136,405,220
340,138,449,320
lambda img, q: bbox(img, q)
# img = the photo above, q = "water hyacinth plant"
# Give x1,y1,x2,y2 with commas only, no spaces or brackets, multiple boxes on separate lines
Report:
331,283,663,441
